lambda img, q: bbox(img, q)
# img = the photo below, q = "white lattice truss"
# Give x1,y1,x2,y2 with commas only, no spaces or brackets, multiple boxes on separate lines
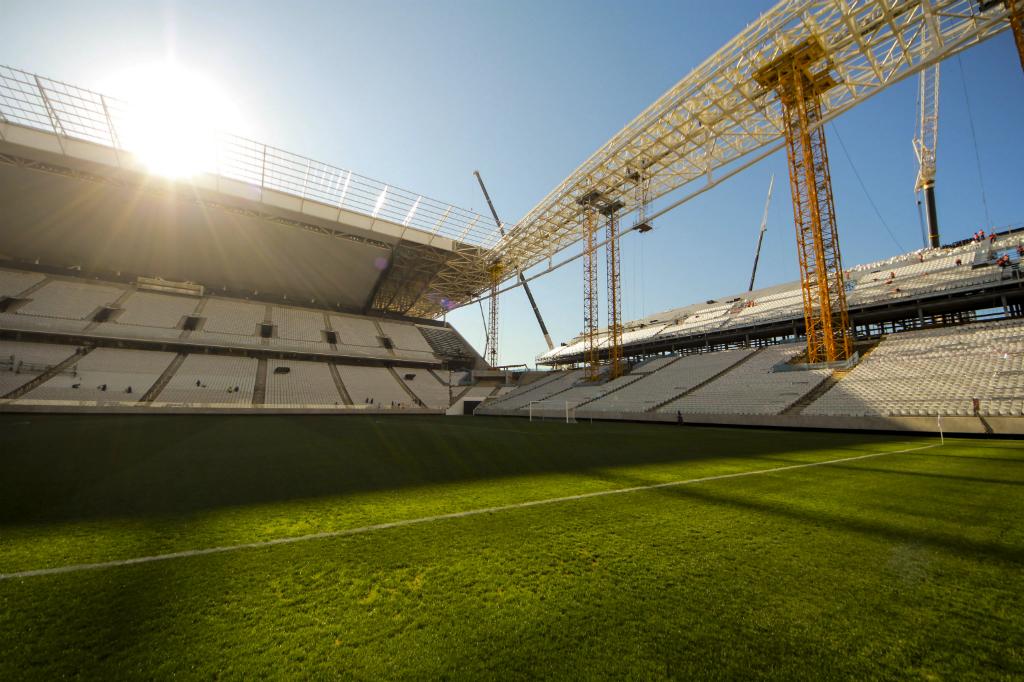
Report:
488,0,1013,279
0,0,1014,316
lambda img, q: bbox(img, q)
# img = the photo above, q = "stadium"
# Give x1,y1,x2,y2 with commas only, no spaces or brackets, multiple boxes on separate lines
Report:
1,0,1023,678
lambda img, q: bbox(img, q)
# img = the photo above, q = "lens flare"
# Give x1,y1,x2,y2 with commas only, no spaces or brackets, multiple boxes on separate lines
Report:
102,62,245,179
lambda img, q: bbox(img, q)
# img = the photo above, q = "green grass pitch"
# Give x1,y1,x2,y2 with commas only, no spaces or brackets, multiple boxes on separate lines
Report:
0,414,1022,679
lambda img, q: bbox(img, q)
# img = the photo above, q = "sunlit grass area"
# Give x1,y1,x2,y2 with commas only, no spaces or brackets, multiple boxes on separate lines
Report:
0,415,1021,678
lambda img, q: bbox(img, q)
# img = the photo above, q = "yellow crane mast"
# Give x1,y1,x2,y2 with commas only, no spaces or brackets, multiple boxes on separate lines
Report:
754,39,852,364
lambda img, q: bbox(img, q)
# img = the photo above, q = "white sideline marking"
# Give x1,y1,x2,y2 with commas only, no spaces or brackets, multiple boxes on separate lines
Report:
0,443,938,581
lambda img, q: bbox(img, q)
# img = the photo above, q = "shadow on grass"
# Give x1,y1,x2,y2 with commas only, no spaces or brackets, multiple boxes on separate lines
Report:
748,456,1024,487
0,413,917,525
593,467,1024,566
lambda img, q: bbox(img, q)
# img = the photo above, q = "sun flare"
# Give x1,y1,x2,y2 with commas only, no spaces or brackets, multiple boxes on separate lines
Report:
102,62,244,179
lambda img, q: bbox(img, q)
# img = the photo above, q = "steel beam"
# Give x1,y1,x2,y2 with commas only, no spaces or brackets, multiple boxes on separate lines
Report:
756,39,853,363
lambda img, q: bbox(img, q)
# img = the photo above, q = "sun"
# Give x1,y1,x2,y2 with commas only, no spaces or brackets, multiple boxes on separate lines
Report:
102,62,245,179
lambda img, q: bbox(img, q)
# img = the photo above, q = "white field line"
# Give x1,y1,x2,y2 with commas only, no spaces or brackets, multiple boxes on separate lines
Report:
0,443,938,581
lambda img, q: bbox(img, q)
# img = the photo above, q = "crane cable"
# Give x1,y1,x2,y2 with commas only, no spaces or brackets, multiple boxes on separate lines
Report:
913,75,931,248
477,300,489,356
956,54,992,230
829,122,906,253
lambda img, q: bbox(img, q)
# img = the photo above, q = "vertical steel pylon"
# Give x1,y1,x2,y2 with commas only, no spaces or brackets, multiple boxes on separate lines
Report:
486,260,502,368
1009,0,1024,74
604,210,623,380
582,206,601,382
755,39,852,363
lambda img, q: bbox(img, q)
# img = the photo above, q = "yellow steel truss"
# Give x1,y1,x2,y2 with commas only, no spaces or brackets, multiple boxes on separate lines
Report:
486,261,503,367
605,210,624,379
1010,0,1024,73
756,39,852,363
582,207,601,381
488,0,1014,284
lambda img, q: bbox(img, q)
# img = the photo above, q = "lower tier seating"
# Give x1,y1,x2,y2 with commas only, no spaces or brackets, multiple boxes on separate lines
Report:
394,366,451,408
805,319,1024,417
265,359,343,406
25,348,175,403
154,355,258,405
584,349,755,413
660,344,829,415
0,340,79,397
335,365,412,407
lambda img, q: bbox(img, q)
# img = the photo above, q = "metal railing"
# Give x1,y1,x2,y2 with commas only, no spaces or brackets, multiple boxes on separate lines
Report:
0,65,499,249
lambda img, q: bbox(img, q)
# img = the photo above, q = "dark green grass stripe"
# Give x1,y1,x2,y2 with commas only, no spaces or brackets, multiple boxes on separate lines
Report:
0,442,938,581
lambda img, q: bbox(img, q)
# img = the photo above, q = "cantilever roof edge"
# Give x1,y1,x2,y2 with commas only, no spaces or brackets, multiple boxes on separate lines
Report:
493,0,1011,275
0,65,500,253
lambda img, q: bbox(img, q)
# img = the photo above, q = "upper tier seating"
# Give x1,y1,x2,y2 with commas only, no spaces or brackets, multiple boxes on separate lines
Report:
24,348,174,403
619,324,667,346
380,321,436,361
805,319,1024,417
659,304,733,337
335,365,412,407
154,355,258,405
89,290,201,342
0,340,78,397
732,289,803,325
273,306,327,343
663,344,830,415
0,269,45,298
265,359,343,406
418,326,473,358
0,267,449,364
16,280,123,320
328,314,385,355
539,232,1024,365
199,298,266,335
116,291,200,328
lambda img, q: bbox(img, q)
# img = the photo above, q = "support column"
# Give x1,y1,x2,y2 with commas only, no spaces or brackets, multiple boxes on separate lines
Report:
604,209,624,380
582,206,601,382
755,40,853,363
1009,0,1024,74
486,261,502,368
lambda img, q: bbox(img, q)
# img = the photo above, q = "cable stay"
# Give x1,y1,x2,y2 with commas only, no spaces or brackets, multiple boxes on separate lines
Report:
474,171,555,357
748,174,774,292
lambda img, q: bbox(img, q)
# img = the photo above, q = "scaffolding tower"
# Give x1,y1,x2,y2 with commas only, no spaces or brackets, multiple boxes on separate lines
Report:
581,204,601,381
486,260,502,367
755,39,852,364
603,204,624,380
1009,0,1024,73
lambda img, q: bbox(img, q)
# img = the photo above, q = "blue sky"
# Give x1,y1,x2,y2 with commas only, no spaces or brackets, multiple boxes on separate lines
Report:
3,1,1021,366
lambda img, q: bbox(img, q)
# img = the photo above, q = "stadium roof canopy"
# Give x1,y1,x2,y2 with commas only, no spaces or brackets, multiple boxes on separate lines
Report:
489,0,1012,278
0,65,499,317
0,1,1014,317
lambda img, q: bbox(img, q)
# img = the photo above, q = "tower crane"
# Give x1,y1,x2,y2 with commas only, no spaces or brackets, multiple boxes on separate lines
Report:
473,171,555,368
469,0,1016,367
914,63,941,248
748,174,775,292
